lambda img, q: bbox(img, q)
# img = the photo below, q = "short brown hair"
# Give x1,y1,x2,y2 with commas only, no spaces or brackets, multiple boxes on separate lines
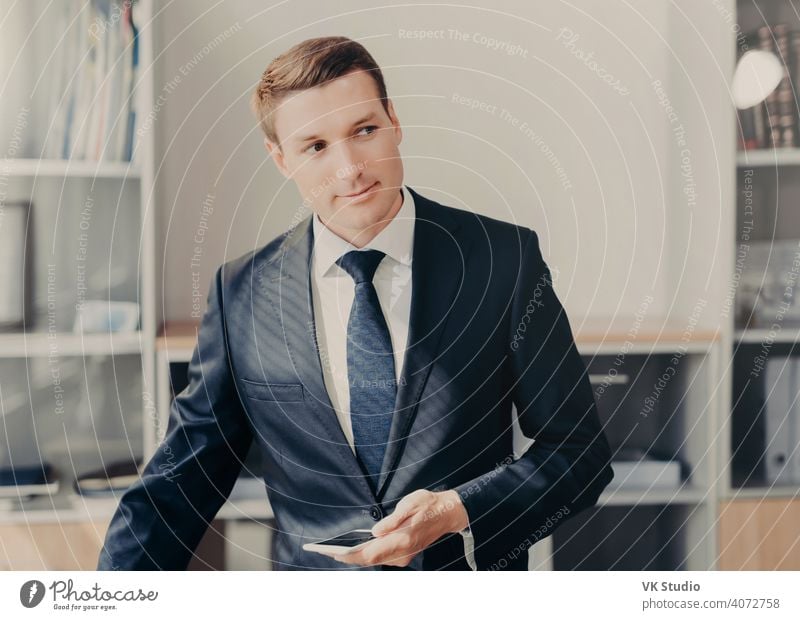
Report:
251,36,390,146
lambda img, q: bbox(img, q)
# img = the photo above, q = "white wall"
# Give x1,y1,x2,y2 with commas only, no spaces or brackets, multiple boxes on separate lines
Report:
149,0,733,328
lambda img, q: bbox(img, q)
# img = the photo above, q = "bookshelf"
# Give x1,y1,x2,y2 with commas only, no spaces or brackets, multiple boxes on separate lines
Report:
523,321,723,571
0,0,266,572
721,0,800,570
0,0,156,570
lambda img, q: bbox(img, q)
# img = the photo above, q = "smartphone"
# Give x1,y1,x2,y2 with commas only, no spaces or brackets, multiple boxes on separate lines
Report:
302,528,376,555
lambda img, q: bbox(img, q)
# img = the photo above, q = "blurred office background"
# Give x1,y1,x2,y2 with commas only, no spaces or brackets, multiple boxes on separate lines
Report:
0,0,798,570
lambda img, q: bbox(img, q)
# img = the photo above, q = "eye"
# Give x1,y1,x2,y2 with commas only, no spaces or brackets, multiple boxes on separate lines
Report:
305,141,325,154
356,125,378,137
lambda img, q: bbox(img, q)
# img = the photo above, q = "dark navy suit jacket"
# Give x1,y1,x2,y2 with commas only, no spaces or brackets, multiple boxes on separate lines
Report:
97,187,613,570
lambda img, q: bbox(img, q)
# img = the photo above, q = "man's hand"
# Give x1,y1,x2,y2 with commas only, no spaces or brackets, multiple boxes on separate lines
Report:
330,489,469,568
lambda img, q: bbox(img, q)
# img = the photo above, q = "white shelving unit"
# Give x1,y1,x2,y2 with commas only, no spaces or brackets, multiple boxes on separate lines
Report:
729,0,800,493
524,322,723,570
0,0,156,539
2,158,141,178
734,327,800,344
0,331,144,358
717,0,800,570
736,148,800,167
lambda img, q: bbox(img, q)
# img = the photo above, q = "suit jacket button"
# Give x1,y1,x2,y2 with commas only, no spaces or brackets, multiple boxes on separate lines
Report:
370,505,383,521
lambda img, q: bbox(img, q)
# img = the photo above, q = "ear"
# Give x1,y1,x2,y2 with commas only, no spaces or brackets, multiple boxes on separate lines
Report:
386,99,402,146
265,137,291,179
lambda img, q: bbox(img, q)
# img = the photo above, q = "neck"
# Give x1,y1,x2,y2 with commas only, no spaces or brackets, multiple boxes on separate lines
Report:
320,188,404,248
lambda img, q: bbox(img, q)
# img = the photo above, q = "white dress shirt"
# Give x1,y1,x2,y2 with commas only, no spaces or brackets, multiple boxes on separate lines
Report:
310,184,477,570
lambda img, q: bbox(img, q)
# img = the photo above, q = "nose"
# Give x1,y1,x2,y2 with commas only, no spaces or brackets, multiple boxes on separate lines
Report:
332,140,365,183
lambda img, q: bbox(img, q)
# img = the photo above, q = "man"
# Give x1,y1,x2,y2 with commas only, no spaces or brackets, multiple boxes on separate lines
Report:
98,35,613,571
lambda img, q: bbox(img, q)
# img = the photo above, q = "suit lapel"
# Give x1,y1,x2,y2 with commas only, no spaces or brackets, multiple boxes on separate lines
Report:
375,189,471,499
259,217,377,500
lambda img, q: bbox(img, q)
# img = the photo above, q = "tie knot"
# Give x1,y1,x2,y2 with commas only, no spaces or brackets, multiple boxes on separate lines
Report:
336,249,386,284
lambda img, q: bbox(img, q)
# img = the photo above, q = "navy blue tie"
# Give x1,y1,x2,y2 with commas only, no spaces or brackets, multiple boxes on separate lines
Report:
336,249,397,492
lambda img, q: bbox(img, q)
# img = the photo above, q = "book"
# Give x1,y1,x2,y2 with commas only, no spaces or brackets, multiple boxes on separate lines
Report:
73,458,143,496
739,23,800,151
773,24,795,148
49,0,141,162
608,460,682,490
0,463,59,498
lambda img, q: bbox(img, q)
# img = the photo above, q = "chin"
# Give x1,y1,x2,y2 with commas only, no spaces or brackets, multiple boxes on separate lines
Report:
339,200,389,224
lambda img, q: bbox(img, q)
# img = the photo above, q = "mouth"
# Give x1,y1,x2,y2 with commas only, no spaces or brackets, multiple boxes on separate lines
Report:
340,181,379,201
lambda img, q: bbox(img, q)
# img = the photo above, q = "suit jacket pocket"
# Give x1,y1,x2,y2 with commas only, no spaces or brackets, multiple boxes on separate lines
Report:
241,379,304,402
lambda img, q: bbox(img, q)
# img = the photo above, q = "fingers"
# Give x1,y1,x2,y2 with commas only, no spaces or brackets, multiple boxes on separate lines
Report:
372,505,411,537
335,533,414,567
334,537,391,566
372,489,429,536
333,490,438,566
372,509,413,538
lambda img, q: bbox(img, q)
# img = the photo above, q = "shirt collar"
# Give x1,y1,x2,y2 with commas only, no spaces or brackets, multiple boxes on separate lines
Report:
312,184,415,278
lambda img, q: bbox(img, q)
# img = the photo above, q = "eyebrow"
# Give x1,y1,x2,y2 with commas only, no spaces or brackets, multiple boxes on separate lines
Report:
294,112,379,146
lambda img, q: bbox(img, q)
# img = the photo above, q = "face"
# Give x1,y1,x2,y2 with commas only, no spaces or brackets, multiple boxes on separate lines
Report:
265,69,404,247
